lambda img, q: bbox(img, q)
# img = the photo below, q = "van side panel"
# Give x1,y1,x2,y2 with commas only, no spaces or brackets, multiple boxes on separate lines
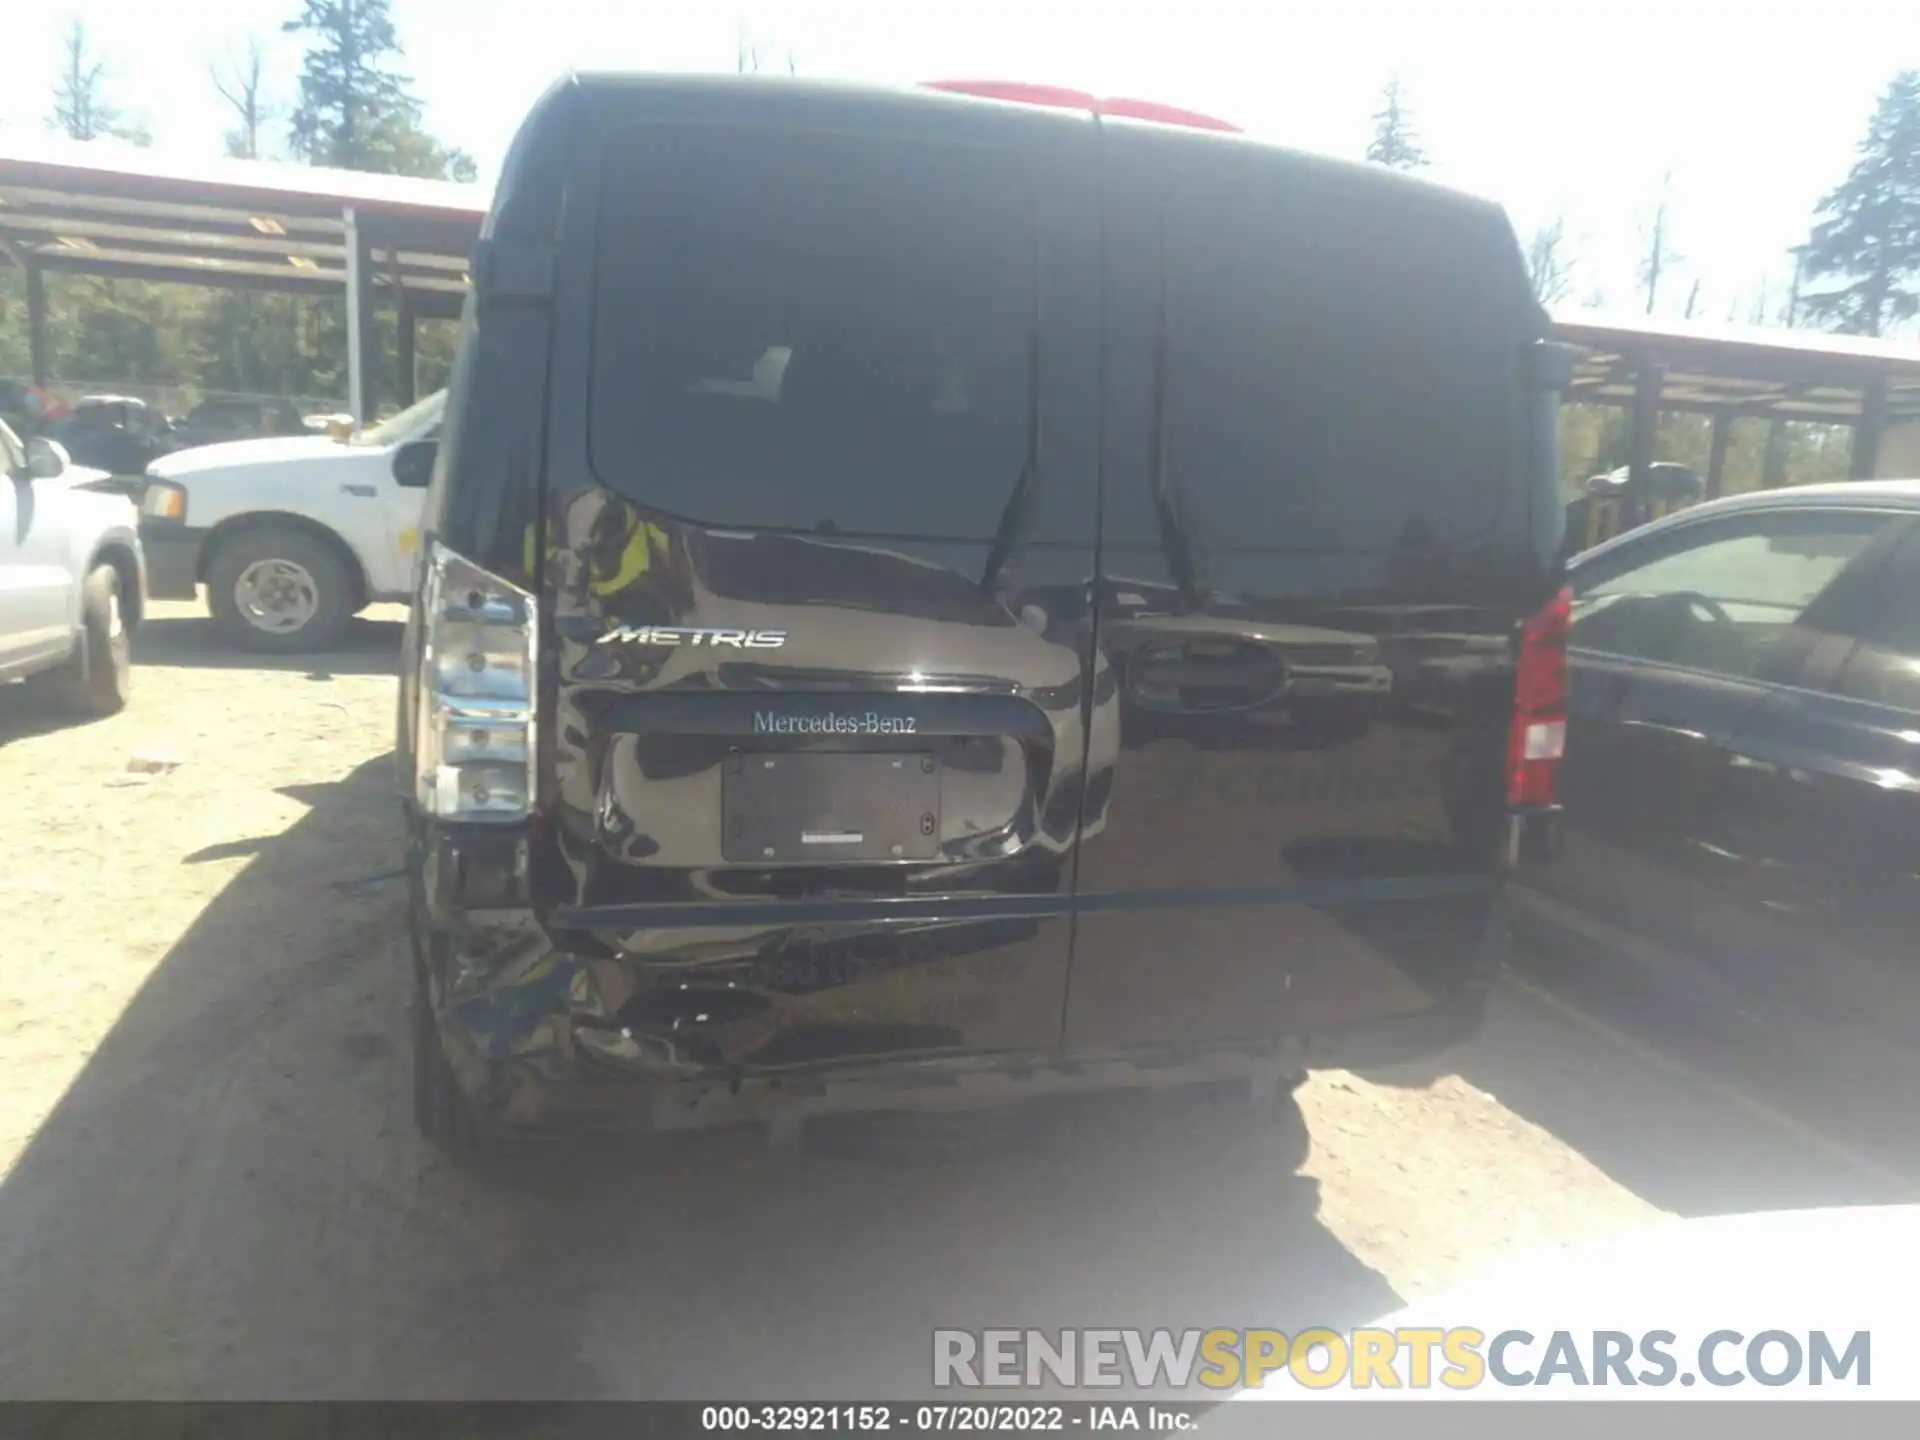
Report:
1064,127,1555,1054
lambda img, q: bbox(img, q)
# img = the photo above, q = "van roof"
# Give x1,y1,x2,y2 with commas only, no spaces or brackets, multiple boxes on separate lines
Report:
542,72,1512,228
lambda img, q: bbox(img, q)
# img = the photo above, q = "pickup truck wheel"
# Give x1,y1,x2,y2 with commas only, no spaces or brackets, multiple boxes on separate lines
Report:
40,565,131,718
206,527,354,653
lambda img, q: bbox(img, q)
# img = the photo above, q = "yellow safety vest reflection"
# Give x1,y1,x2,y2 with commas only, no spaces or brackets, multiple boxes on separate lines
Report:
521,518,669,597
592,520,668,597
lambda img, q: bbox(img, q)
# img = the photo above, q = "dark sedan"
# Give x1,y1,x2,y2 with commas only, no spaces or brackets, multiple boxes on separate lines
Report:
168,396,309,450
47,395,175,476
1515,479,1920,1127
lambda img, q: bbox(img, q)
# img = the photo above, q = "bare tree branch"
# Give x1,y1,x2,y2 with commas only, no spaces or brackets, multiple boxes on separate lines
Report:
1526,216,1577,307
735,20,796,75
49,18,113,141
211,38,273,159
1639,171,1684,316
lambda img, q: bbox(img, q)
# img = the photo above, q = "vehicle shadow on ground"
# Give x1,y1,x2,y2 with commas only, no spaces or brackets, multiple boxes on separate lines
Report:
0,753,1398,1402
137,614,403,678
1359,946,1920,1221
0,685,106,744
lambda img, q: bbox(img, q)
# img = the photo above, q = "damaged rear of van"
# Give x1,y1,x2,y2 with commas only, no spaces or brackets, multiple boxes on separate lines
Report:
397,74,1570,1150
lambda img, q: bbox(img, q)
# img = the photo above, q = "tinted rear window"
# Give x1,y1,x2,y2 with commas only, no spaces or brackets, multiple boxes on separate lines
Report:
589,124,1037,541
1157,162,1529,553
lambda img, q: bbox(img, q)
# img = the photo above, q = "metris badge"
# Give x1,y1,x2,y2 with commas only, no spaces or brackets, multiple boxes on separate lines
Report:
598,625,788,648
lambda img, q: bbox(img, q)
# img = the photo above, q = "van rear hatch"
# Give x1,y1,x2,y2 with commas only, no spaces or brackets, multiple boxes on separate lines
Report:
532,80,1107,1073
444,77,1563,1081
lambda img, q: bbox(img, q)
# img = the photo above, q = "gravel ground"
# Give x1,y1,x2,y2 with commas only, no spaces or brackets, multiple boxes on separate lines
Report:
0,601,1906,1400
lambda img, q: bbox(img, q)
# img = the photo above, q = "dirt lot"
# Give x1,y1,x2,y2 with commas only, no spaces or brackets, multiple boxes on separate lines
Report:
0,601,1910,1400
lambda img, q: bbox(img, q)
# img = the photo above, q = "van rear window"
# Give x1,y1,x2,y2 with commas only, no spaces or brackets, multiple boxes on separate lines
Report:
1157,167,1527,554
589,125,1038,542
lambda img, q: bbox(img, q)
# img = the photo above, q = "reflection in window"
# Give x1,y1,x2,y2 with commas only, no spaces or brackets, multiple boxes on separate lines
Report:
1831,528,1920,712
1570,512,1890,682
1156,165,1523,554
590,125,1036,541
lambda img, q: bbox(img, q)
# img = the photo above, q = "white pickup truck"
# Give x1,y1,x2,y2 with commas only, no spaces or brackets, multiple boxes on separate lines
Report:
138,390,443,652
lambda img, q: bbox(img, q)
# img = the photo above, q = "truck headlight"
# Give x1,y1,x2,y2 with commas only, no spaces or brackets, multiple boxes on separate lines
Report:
415,542,537,821
141,480,188,522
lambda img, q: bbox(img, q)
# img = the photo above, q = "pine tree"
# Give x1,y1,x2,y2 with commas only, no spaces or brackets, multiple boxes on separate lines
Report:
1801,70,1920,337
1365,77,1427,170
283,0,475,180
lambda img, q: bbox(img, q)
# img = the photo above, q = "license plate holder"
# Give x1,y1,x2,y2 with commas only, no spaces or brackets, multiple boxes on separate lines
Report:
723,752,941,863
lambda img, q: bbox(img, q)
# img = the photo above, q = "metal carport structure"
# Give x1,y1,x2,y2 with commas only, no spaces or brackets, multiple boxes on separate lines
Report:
0,136,486,424
8,141,1920,471
1552,311,1920,497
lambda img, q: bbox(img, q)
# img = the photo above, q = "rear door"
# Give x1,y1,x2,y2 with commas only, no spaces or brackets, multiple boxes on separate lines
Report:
1066,125,1554,1051
1,425,46,666
1538,650,1763,959
0,424,73,668
537,85,1104,1071
1689,515,1920,1081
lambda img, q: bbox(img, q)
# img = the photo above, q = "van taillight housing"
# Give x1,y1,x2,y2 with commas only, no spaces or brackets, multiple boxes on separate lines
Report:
415,542,538,823
1507,586,1571,808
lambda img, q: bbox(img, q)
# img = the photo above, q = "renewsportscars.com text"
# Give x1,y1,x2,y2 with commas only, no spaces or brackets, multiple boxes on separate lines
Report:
932,1327,1873,1391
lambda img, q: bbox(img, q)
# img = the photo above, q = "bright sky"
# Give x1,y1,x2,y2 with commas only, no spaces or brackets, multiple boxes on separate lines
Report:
5,0,1914,322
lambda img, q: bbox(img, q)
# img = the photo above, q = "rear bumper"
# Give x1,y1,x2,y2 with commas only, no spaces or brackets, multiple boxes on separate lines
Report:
414,824,1502,1136
460,994,1491,1137
139,522,207,600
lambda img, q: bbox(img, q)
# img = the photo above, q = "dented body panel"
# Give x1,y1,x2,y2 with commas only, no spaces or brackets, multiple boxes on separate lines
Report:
400,75,1562,1137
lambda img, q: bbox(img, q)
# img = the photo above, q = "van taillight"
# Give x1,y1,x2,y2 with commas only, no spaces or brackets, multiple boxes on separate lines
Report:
415,542,538,822
1507,586,1571,809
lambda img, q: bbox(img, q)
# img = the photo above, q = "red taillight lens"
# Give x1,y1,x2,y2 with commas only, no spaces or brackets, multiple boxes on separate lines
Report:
920,80,1242,133
1096,97,1242,132
1507,585,1571,808
922,80,1101,110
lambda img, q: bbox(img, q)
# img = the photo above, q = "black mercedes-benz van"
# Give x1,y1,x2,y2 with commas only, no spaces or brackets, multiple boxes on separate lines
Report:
397,74,1571,1150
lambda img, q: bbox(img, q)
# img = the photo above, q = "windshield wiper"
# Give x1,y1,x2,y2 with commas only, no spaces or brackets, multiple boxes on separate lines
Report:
1146,222,1207,614
979,252,1045,597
